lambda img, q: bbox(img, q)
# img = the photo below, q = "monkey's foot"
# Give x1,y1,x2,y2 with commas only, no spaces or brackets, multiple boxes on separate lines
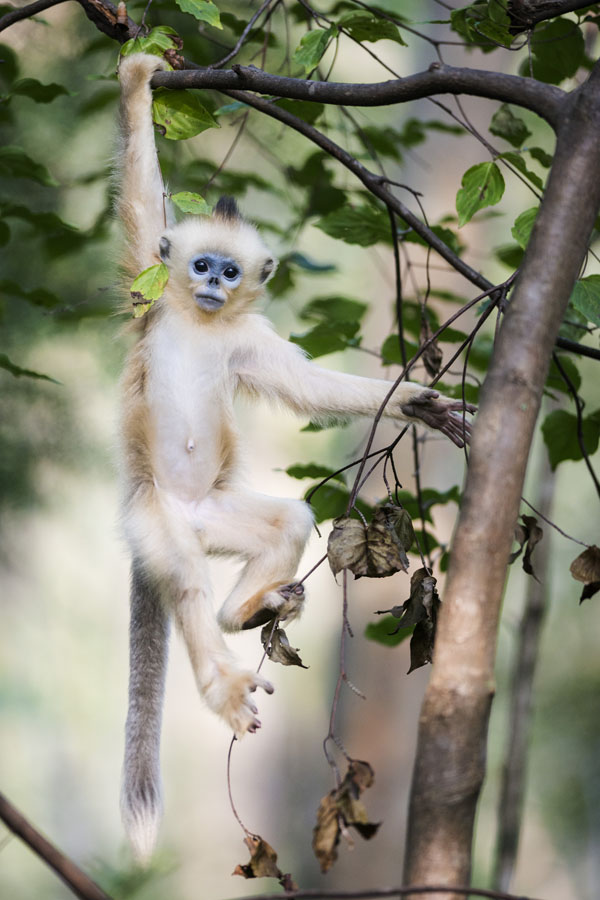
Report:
203,666,274,738
240,582,305,631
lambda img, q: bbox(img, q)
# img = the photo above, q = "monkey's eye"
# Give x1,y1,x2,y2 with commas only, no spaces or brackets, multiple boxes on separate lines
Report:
194,259,209,274
223,265,239,280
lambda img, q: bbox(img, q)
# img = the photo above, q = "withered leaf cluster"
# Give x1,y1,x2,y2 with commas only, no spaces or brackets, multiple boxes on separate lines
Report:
312,759,380,873
327,505,415,579
509,514,543,580
384,567,440,672
233,834,298,891
570,544,600,603
260,621,308,668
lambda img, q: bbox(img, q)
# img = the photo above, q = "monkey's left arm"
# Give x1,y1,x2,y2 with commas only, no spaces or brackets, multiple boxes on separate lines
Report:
235,317,474,448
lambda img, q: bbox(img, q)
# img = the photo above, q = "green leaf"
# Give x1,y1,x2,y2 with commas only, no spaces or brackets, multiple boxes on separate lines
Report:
292,28,335,75
274,98,325,125
0,353,60,384
0,279,62,309
0,42,19,86
170,191,212,215
315,204,390,246
559,300,589,342
286,463,345,484
498,152,543,190
542,409,600,469
490,104,531,148
451,2,513,50
511,207,538,249
379,335,419,366
527,18,585,85
495,243,524,269
299,295,367,324
545,356,581,396
120,25,181,58
305,482,372,524
0,146,57,186
365,616,414,647
528,146,553,168
175,0,221,27
2,202,77,234
289,320,360,358
11,77,69,103
337,10,406,45
456,162,505,227
288,252,335,273
152,89,219,140
570,276,600,327
130,263,169,316
394,486,461,523
0,221,9,246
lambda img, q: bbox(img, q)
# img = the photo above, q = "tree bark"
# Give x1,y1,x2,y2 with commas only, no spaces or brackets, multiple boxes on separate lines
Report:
403,62,600,899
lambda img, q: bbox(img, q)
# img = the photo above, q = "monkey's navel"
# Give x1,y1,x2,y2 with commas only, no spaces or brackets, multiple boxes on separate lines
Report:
187,438,196,453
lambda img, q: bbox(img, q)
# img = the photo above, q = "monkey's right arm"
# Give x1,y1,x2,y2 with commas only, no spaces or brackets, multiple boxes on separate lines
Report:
117,54,169,277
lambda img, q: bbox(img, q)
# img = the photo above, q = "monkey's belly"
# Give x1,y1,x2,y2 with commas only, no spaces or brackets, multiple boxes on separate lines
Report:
150,405,236,502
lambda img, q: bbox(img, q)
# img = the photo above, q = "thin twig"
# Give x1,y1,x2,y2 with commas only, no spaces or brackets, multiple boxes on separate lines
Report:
0,0,68,31
210,0,275,69
0,793,112,900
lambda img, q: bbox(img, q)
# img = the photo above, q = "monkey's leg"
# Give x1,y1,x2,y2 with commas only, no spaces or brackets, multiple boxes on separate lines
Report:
124,487,274,738
121,561,170,863
194,490,314,632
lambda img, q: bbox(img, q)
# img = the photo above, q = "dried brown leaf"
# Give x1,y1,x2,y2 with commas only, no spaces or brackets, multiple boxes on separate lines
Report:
570,545,600,583
233,835,298,890
327,516,368,577
364,505,414,578
570,545,600,604
261,623,308,668
509,514,543,580
312,759,380,873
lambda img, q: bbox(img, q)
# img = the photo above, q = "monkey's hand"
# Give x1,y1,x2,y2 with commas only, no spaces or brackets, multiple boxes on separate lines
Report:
240,583,305,631
399,389,476,448
203,667,274,738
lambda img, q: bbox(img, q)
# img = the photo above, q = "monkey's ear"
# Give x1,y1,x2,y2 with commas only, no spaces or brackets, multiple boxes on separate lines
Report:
159,236,171,261
214,196,242,222
260,257,277,284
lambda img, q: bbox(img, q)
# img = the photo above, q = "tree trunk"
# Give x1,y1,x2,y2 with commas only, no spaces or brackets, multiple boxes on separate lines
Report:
403,63,600,898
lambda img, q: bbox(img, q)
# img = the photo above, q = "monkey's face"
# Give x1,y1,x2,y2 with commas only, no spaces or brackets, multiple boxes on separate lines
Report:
188,252,242,311
158,217,277,318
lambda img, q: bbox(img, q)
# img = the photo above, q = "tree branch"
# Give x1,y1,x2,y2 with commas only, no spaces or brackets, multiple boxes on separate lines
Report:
508,0,596,31
0,0,69,32
151,63,565,128
492,457,553,891
221,886,543,900
0,792,113,900
403,61,600,898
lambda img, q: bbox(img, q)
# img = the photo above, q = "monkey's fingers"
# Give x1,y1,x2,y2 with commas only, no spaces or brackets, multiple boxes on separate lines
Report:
251,673,275,695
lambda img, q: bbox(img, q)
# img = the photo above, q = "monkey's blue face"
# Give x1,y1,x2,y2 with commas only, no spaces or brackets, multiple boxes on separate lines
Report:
189,252,243,311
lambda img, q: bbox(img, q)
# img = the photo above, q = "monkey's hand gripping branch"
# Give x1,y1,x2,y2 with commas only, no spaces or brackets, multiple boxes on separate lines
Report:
400,391,476,448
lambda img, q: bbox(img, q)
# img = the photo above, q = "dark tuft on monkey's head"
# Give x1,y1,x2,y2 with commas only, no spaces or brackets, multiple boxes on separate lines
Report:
214,196,242,222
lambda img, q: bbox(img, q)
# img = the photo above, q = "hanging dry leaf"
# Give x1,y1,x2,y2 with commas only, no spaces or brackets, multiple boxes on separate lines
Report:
261,622,308,668
327,506,415,581
233,834,298,890
365,505,414,578
381,568,440,671
509,514,543,580
570,545,600,603
312,759,380,873
327,516,369,577
420,319,443,379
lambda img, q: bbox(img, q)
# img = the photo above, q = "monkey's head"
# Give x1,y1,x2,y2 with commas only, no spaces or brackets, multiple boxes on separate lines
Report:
158,197,277,318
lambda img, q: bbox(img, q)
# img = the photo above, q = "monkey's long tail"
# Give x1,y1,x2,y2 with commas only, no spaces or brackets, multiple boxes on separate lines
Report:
121,561,170,863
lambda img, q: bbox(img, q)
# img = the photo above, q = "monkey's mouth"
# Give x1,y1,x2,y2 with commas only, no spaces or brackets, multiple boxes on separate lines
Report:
194,293,225,311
